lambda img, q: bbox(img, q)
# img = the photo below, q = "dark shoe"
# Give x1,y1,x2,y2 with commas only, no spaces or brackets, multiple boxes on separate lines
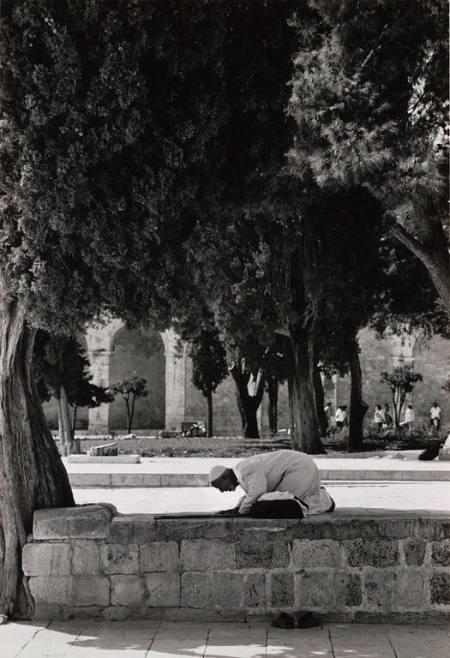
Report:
296,612,322,628
271,612,295,629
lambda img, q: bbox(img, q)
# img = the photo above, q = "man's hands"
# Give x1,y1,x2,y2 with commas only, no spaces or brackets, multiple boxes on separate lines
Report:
217,506,240,516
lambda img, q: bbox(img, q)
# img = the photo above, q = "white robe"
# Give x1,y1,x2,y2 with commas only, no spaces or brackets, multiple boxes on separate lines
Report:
233,449,334,515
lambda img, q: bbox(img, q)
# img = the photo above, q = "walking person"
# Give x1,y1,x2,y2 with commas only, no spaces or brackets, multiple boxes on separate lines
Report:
402,404,415,434
383,403,393,429
430,401,442,431
374,405,385,433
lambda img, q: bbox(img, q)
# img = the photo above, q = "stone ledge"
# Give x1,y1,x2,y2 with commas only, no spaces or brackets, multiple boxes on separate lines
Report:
33,504,115,540
27,505,450,622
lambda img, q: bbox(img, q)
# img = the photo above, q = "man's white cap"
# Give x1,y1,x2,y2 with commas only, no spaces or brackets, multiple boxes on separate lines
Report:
209,465,228,484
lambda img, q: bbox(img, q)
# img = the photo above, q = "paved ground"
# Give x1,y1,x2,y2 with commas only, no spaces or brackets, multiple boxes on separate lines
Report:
74,481,450,514
3,620,449,657
64,455,450,487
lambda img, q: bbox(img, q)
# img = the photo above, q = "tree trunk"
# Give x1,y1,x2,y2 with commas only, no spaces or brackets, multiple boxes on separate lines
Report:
59,384,73,456
0,299,74,618
392,221,450,319
206,390,213,437
313,364,328,437
285,330,326,454
348,338,368,452
229,362,265,439
72,404,78,436
267,377,278,436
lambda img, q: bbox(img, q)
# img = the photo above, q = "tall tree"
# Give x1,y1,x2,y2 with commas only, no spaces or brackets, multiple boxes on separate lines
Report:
188,328,228,437
0,0,304,615
0,0,238,617
288,0,449,315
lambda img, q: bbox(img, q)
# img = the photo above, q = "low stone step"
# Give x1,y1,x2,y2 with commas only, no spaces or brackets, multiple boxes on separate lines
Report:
68,455,141,464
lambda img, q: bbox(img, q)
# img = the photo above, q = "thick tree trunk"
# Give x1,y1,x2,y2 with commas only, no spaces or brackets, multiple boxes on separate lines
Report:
0,299,74,619
313,364,328,438
285,330,326,454
267,377,278,436
206,390,213,437
348,338,368,452
230,362,265,439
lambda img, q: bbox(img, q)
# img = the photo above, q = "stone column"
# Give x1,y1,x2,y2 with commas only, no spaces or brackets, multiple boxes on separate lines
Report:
86,319,123,435
161,329,186,431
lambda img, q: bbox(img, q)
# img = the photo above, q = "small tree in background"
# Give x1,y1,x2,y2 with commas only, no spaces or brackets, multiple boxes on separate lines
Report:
189,329,228,437
33,332,113,453
110,376,148,434
69,379,113,437
380,365,423,427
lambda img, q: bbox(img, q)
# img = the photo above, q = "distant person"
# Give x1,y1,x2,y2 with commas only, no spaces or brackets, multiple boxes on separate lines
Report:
209,449,335,516
383,403,393,428
335,406,347,431
374,405,385,433
402,404,415,433
430,402,442,431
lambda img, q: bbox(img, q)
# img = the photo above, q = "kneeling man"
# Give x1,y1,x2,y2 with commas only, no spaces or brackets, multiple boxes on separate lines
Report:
209,449,334,516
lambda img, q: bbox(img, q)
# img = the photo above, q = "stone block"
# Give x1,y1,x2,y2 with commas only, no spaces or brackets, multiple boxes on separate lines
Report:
32,603,65,620
146,572,180,606
432,539,450,566
235,542,289,569
103,607,130,621
108,515,157,544
180,539,234,571
291,539,341,568
243,573,266,609
431,572,450,605
211,573,243,609
22,543,72,576
335,572,362,608
181,572,213,608
72,541,100,575
394,571,427,609
270,572,294,608
100,544,139,574
295,571,333,609
72,576,110,606
402,538,427,566
365,570,397,609
140,541,179,572
87,441,118,456
344,539,399,567
29,576,73,605
110,575,146,606
33,505,112,540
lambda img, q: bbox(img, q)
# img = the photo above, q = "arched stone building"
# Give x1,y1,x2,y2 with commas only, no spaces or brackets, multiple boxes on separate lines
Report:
45,319,450,434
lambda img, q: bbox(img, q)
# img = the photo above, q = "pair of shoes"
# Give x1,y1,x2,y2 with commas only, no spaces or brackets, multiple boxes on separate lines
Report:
271,611,321,629
296,611,321,628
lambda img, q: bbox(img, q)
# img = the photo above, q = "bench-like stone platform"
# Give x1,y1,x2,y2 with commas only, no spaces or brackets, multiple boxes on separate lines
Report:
68,455,141,464
25,504,450,623
65,456,450,487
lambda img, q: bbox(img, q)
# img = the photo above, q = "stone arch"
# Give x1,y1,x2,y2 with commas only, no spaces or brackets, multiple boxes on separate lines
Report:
109,326,166,430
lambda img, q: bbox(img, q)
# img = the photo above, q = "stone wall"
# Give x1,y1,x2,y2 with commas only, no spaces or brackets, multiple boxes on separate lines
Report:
24,505,450,623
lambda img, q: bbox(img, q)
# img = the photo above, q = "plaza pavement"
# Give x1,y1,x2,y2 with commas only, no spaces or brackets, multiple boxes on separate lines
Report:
64,454,450,489
3,620,449,657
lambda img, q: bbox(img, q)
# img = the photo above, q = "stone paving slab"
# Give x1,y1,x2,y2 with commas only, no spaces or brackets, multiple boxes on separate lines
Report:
5,621,450,658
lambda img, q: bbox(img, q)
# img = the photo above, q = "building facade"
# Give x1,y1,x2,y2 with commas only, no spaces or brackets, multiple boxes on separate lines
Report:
43,320,450,435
